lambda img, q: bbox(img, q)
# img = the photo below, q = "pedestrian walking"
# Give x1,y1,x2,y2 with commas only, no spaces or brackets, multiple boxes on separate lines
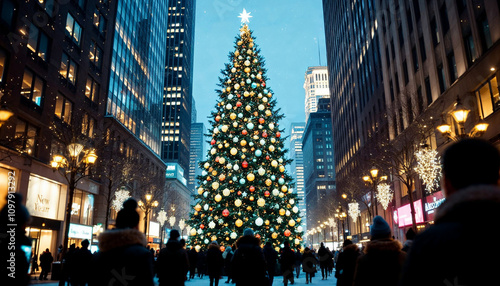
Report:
0,193,31,285
39,248,53,280
279,240,295,286
71,239,93,286
157,229,189,286
335,240,361,286
90,198,154,286
188,247,198,280
399,139,500,286
294,248,302,279
326,247,334,276
231,228,269,286
206,241,224,286
197,249,207,278
222,246,234,283
301,247,317,284
317,242,330,280
263,241,278,286
353,216,406,286
401,228,416,253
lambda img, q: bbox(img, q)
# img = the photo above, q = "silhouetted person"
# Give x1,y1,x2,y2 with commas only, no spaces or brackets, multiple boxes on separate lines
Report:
335,240,361,286
157,229,189,286
1,193,31,285
90,198,154,285
71,239,92,286
39,248,53,280
231,228,268,286
401,228,416,253
222,246,234,283
318,242,330,280
188,247,198,280
280,240,295,286
399,139,500,286
301,247,317,284
263,241,278,286
206,241,224,286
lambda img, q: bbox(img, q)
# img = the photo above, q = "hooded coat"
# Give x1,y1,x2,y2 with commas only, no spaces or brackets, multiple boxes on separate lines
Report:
399,185,500,286
206,244,224,277
157,238,189,286
231,235,268,286
335,244,361,286
353,239,406,286
90,228,154,286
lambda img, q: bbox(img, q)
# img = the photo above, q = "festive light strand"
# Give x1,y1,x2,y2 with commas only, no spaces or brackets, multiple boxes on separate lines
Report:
111,189,131,211
348,202,360,221
414,148,442,193
376,183,393,210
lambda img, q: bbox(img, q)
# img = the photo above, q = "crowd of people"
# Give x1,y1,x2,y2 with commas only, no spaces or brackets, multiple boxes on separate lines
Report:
2,139,500,286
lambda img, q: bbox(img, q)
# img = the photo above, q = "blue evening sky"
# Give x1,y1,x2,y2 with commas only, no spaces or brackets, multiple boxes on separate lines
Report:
192,0,327,143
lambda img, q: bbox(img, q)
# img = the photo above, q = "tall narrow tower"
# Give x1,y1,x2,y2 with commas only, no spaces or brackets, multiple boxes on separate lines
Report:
304,66,330,122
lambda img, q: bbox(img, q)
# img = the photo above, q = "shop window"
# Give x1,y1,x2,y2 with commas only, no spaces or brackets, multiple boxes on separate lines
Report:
476,76,500,118
21,69,45,107
70,189,94,225
27,24,50,61
15,119,38,156
54,94,72,125
85,77,99,102
65,13,82,46
60,53,77,85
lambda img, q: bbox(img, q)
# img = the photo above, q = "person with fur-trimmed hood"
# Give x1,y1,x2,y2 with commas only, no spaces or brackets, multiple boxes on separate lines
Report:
353,216,406,286
399,139,500,286
335,240,361,286
90,198,154,286
231,228,269,286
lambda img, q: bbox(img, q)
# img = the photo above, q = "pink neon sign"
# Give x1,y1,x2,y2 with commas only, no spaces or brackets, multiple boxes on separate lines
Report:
396,199,424,227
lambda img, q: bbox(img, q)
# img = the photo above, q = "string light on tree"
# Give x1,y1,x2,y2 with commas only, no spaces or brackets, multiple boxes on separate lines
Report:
348,202,360,221
111,188,131,211
376,183,393,210
414,147,442,193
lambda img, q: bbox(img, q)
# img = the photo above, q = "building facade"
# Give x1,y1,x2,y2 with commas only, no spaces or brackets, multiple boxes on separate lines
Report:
302,98,336,232
304,66,330,122
290,122,306,230
161,0,196,178
188,122,205,192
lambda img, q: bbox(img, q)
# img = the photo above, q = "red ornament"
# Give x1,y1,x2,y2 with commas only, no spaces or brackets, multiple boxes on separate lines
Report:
264,191,270,197
222,209,229,217
262,83,266,87
215,157,220,162
215,115,221,122
255,234,261,239
236,101,242,107
262,132,268,138
284,229,291,237
237,191,242,196
249,186,255,192
211,139,216,145
200,224,205,229
259,118,265,124
242,161,249,168
237,94,241,98
242,130,248,135
266,156,270,160
276,132,281,138
207,176,212,181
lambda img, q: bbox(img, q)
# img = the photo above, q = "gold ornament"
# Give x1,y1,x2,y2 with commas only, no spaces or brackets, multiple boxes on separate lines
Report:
289,220,296,227
195,204,202,211
272,232,278,239
281,186,288,193
212,182,220,190
271,160,278,167
198,188,204,195
235,219,243,227
230,148,238,156
265,179,272,186
215,194,222,202
230,113,237,120
279,209,286,216
240,140,247,146
235,199,242,207
244,67,251,73
247,173,255,181
279,165,285,172
257,198,265,207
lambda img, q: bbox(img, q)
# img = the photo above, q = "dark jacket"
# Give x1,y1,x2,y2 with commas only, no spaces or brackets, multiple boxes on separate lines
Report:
90,228,154,286
399,185,500,286
40,251,53,268
1,233,31,285
157,239,189,286
279,246,295,272
231,235,268,286
188,248,198,269
353,238,406,286
263,244,278,274
317,245,330,268
335,244,361,286
301,249,317,274
223,249,234,276
206,244,224,276
71,247,92,282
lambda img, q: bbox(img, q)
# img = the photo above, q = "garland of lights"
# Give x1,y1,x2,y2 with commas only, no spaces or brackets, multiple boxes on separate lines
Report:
348,202,360,221
414,148,442,193
111,189,131,211
376,183,393,210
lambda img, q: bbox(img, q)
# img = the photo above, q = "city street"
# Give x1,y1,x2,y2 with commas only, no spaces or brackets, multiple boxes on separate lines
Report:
30,274,338,286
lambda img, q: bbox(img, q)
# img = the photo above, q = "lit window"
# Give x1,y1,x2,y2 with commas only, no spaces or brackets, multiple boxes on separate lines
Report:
27,24,49,61
54,94,72,125
21,69,45,107
60,53,78,85
65,13,82,45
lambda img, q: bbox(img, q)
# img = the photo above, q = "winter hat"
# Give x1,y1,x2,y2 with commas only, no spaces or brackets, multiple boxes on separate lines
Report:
169,229,180,239
370,216,391,239
243,228,254,236
116,198,140,229
343,239,353,247
405,228,416,240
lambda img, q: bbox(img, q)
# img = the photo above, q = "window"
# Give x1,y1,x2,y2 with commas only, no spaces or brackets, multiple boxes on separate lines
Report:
15,119,38,156
437,64,446,94
476,76,499,118
477,12,492,50
82,113,95,138
54,94,72,124
425,76,432,105
412,46,419,72
93,8,106,34
419,36,426,61
27,24,49,61
403,60,409,85
21,69,44,107
85,77,99,102
37,0,55,16
65,13,82,45
439,3,450,34
89,41,102,69
0,48,7,83
447,52,457,83
413,0,421,21
431,19,440,46
60,53,77,85
0,0,15,29
417,86,424,114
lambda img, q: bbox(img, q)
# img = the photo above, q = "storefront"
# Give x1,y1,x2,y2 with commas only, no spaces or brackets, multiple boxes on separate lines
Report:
394,199,425,238
424,191,446,223
68,223,93,249
148,221,160,250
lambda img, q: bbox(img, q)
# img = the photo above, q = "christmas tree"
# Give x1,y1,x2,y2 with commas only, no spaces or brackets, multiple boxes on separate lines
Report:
188,14,303,250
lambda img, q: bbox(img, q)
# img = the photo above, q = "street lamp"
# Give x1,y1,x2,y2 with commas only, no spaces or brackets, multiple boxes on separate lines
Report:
138,194,159,242
437,96,489,141
50,142,97,255
363,166,387,218
156,209,167,249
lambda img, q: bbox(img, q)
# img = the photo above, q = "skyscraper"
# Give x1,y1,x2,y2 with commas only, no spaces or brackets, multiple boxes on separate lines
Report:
162,0,196,178
304,66,330,122
290,122,306,230
188,122,205,192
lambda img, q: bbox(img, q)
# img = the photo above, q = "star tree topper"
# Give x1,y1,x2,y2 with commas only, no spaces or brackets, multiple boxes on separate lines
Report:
238,8,252,24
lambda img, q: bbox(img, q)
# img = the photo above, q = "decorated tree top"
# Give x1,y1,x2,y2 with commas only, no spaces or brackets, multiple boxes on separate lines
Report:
187,18,302,250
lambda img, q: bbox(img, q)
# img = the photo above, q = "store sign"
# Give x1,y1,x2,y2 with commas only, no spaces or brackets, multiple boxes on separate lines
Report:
397,199,424,227
149,221,160,237
69,223,93,240
26,176,63,220
425,191,445,221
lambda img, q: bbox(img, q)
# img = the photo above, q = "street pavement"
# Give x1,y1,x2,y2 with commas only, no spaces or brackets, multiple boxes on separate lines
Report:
30,273,338,285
